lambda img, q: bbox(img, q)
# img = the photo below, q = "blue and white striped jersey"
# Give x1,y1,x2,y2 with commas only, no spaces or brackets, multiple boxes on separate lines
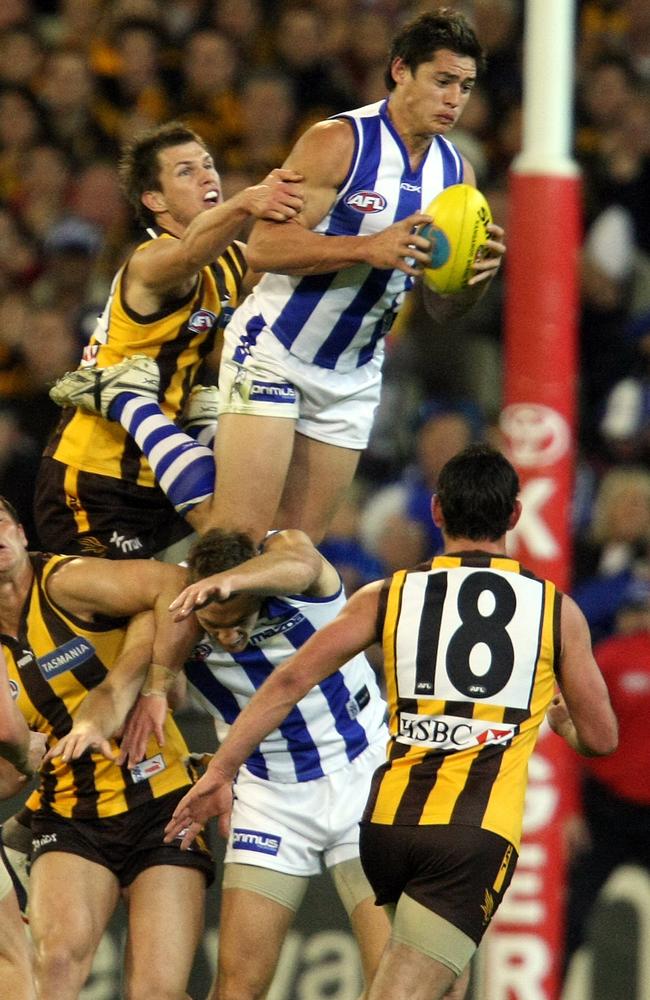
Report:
226,98,464,373
185,585,388,783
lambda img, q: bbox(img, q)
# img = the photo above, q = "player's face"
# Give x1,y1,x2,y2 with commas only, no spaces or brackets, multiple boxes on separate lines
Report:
395,48,477,135
196,594,261,653
153,142,222,226
0,504,27,577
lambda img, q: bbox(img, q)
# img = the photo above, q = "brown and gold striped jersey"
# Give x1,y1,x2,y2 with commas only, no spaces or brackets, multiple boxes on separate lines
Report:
46,229,246,487
364,552,561,849
1,554,194,819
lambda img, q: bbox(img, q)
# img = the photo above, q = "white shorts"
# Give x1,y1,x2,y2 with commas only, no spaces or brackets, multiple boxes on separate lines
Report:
218,324,384,450
225,735,387,876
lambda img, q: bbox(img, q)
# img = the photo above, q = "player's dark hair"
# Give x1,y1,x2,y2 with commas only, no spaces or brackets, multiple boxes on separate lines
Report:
436,445,519,541
186,528,258,583
0,495,20,523
118,121,209,226
384,8,485,90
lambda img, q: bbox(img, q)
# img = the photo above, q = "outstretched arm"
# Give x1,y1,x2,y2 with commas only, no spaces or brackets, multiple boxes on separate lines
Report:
170,529,339,618
164,581,383,847
128,167,304,298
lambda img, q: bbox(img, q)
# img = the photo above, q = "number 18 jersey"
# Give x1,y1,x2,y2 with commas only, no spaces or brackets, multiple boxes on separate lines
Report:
364,552,561,849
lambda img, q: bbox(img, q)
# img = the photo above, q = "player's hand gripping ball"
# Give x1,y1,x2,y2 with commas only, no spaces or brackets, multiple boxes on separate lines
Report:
420,184,492,294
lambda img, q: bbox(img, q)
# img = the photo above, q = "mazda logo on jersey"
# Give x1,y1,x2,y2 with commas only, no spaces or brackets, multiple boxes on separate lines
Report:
188,309,217,333
345,190,388,213
9,679,19,700
37,637,96,680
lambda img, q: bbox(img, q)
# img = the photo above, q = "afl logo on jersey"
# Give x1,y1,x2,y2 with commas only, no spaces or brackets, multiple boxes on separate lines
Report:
188,309,217,334
345,190,387,214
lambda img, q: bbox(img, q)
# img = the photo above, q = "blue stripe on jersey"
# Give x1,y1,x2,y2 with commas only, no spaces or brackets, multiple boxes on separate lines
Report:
282,613,370,762
231,644,325,780
313,156,422,366
185,660,269,778
313,267,392,367
233,312,266,364
272,272,338,351
357,312,389,367
437,135,462,186
326,114,382,237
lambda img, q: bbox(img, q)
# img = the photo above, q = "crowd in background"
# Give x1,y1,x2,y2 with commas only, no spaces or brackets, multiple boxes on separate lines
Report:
0,0,649,979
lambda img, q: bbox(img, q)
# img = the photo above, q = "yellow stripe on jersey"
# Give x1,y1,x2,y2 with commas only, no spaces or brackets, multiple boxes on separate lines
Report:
382,568,406,738
48,234,246,487
4,554,194,819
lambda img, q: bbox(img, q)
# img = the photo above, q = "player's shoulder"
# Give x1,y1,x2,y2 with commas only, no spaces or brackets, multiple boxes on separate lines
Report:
287,117,356,173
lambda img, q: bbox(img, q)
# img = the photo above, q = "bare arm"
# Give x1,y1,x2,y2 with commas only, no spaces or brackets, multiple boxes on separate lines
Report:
548,595,618,756
44,610,158,763
164,581,383,846
170,529,340,618
246,120,432,277
126,167,304,304
46,557,194,670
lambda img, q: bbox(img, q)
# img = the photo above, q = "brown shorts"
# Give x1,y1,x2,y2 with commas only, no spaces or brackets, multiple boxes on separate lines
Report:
359,822,517,945
34,457,192,559
31,788,214,889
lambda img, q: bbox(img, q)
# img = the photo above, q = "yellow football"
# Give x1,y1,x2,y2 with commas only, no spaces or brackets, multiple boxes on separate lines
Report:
420,184,492,294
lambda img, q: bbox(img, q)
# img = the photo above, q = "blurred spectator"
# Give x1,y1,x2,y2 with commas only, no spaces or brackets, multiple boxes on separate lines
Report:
222,70,297,178
37,48,114,164
599,312,650,465
68,161,132,285
573,466,650,639
39,0,103,50
94,17,173,140
10,303,79,449
31,215,106,336
319,484,387,597
160,0,205,45
0,206,39,293
0,83,50,202
175,28,243,156
576,53,638,170
0,0,30,33
271,5,355,123
361,405,477,573
340,9,392,96
471,0,522,120
204,0,273,69
0,288,31,397
625,0,650,83
577,0,629,73
0,403,39,544
563,578,650,978
10,142,72,243
0,24,45,89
